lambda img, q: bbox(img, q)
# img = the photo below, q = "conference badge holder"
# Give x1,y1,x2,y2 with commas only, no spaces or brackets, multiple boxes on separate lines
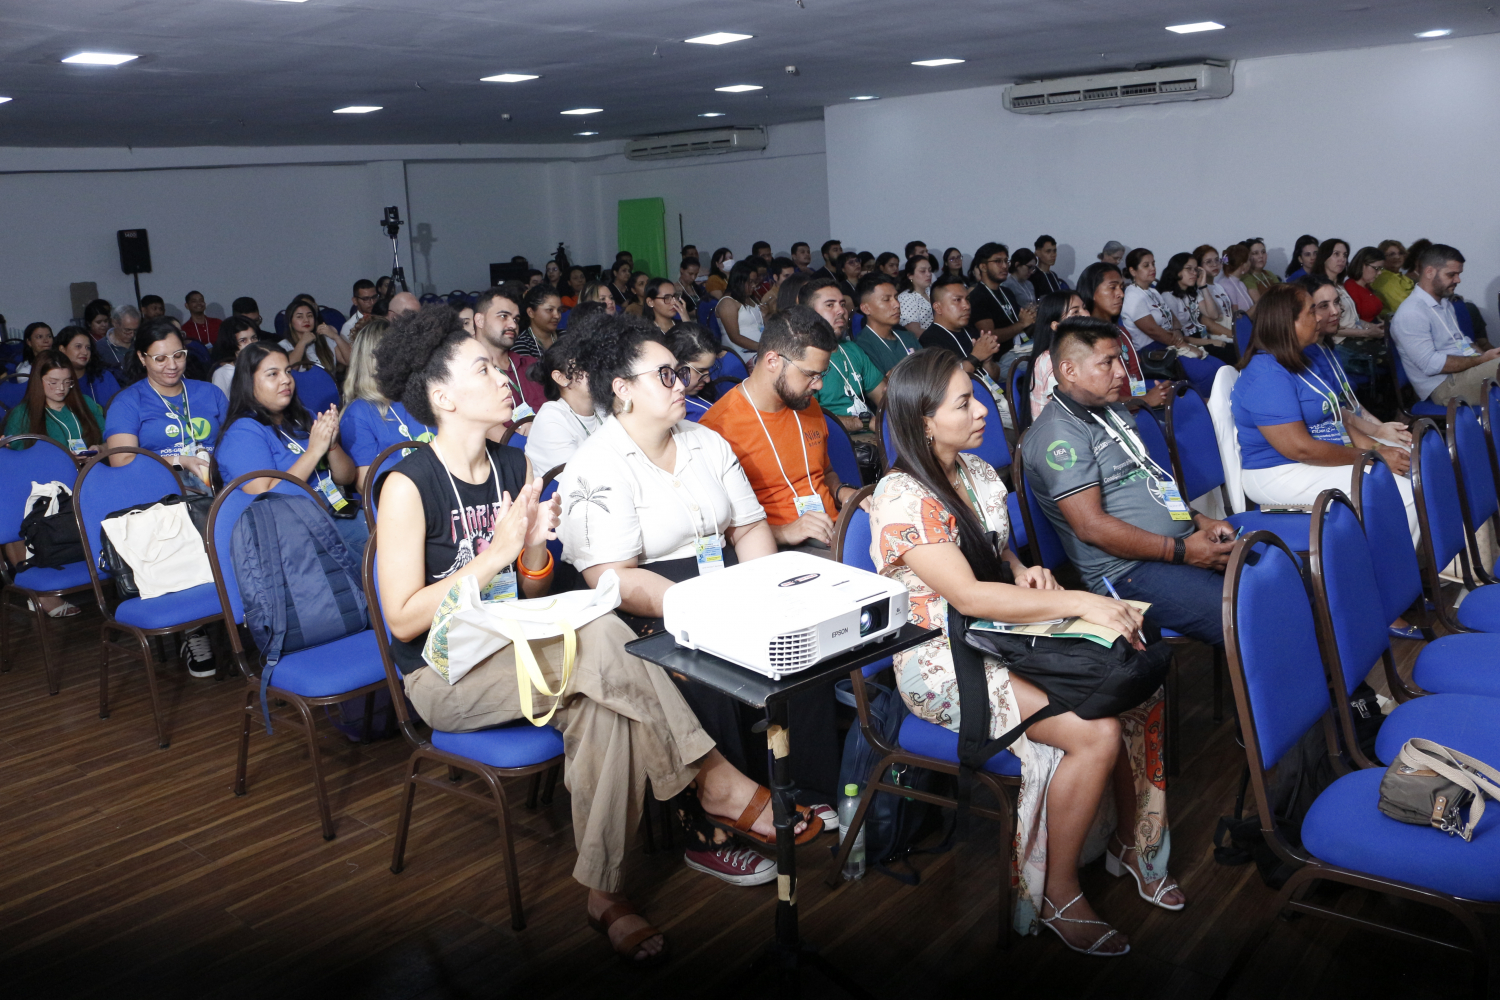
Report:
510,401,536,422
793,494,826,518
482,568,519,604
1159,480,1192,521
695,534,725,574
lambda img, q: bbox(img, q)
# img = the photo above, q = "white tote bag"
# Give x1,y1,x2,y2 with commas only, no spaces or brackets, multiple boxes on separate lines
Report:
422,570,622,724
100,502,214,599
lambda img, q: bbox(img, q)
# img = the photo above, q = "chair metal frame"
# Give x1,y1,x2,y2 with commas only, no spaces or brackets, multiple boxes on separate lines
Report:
205,469,387,838
1220,529,1493,995
1409,418,1483,634
362,439,433,533
1445,397,1499,590
0,434,96,694
827,484,1020,947
498,415,534,448
362,531,563,930
75,447,218,748
1006,357,1032,435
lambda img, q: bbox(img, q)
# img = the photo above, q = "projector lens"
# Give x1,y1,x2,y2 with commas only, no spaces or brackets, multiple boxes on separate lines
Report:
859,599,889,637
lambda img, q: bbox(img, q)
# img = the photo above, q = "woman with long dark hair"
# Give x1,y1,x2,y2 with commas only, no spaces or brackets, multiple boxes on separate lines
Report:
4,349,104,453
1158,252,1235,364
216,340,365,552
83,299,113,341
560,265,587,309
1285,233,1319,280
703,247,734,300
870,348,1179,953
1021,290,1089,418
14,322,53,379
714,260,764,363
54,325,121,407
1074,263,1173,413
281,297,342,372
940,247,968,285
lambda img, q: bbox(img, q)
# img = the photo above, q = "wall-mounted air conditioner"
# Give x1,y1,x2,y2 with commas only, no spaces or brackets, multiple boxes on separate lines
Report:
623,126,768,161
1004,62,1232,114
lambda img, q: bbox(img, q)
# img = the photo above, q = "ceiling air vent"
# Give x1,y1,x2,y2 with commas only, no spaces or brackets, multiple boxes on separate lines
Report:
1004,62,1232,115
623,126,768,161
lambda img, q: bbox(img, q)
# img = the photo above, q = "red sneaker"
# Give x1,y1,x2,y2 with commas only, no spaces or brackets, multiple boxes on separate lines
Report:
683,845,777,886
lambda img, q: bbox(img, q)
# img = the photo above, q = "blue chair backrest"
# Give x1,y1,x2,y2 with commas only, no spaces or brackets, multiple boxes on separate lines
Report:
209,485,258,623
717,350,749,381
1487,382,1500,473
1009,358,1031,431
0,438,79,543
75,456,181,569
293,366,340,414
881,410,897,469
1389,336,1413,389
1233,314,1252,358
841,506,876,574
850,313,864,338
1358,458,1423,625
1166,386,1226,500
1453,296,1476,340
1313,496,1390,697
321,307,347,331
1230,538,1330,770
1452,403,1498,528
540,476,563,563
557,308,570,332
823,414,861,487
1415,422,1467,568
0,380,26,409
696,298,716,328
1016,452,1068,570
186,341,211,366
1131,407,1175,476
968,378,1011,469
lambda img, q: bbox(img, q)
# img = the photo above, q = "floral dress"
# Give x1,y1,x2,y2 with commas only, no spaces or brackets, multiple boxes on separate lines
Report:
868,453,1170,935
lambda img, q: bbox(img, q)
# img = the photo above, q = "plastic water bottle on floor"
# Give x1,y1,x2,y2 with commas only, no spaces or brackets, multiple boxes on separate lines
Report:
837,783,865,881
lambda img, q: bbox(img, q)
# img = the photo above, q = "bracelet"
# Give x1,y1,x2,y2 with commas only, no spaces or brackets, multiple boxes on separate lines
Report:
1172,537,1187,565
517,549,554,580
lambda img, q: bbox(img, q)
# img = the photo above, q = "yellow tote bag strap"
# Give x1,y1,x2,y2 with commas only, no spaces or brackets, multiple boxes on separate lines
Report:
505,618,577,727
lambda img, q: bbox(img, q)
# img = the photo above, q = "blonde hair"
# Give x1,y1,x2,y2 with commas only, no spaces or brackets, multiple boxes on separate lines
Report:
343,317,393,412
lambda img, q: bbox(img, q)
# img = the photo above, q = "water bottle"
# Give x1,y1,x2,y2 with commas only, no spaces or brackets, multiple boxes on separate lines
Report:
837,783,866,880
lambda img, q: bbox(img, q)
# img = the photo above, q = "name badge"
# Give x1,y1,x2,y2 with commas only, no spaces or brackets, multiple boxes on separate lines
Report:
1463,344,1481,358
1159,480,1193,521
976,371,1004,401
316,476,350,511
482,568,518,603
1129,377,1147,398
510,401,536,421
67,438,87,454
1308,419,1351,447
793,494,826,518
695,534,725,574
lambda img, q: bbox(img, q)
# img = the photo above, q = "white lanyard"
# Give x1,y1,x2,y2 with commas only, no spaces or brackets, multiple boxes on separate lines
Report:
868,329,914,366
635,433,714,544
740,382,813,499
383,403,432,442
1070,400,1174,484
1312,345,1360,413
571,407,601,438
150,381,193,434
429,440,503,546
937,323,972,359
983,283,1019,326
1296,367,1349,434
831,346,865,395
46,406,82,441
1428,296,1468,353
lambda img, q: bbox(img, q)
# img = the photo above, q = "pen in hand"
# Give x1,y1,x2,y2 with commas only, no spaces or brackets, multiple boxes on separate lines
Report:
1101,574,1148,648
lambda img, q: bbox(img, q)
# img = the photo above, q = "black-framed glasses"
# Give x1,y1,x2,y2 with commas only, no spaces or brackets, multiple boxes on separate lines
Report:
627,364,690,388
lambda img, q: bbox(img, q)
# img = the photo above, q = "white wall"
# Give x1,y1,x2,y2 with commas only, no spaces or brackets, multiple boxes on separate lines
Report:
825,32,1500,327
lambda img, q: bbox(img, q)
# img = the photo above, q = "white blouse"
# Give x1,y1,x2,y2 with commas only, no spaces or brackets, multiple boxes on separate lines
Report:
557,416,765,570
898,290,933,330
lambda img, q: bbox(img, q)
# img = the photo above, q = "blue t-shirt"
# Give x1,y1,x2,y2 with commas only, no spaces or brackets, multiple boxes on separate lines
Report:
1231,351,1346,470
103,378,229,458
218,416,343,503
683,395,711,423
339,399,435,468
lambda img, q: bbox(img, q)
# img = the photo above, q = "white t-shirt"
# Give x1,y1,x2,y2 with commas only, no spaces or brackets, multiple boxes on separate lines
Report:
723,299,763,364
1199,284,1235,333
557,416,765,570
524,399,604,476
1121,284,1170,350
340,312,364,338
1161,291,1203,338
212,363,235,398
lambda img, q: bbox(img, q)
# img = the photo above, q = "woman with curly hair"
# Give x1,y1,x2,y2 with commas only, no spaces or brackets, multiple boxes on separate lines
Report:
373,305,813,964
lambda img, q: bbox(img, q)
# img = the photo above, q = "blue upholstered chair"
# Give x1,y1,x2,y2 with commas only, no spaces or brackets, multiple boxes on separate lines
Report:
823,412,863,488
1386,335,1446,421
1447,399,1500,588
205,470,388,838
716,349,749,381
1007,357,1031,434
292,365,340,414
362,439,431,532
1410,419,1500,633
1233,314,1252,361
1221,529,1498,992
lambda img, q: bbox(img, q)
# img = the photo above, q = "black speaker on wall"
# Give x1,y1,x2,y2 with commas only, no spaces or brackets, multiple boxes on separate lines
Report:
117,229,152,275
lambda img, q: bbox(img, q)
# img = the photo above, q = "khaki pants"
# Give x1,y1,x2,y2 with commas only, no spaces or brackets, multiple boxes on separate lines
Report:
1430,357,1500,406
404,613,715,892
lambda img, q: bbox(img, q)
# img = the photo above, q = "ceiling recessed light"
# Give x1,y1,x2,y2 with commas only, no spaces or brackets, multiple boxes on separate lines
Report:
333,105,382,114
0,97,11,105
912,58,965,67
1165,21,1225,33
560,107,602,115
61,52,138,66
714,84,762,93
849,95,879,101
1416,28,1452,37
575,131,599,136
685,32,753,46
481,73,540,83
699,112,726,117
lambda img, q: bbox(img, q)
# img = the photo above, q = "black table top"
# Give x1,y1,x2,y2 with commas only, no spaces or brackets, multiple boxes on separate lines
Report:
625,623,939,708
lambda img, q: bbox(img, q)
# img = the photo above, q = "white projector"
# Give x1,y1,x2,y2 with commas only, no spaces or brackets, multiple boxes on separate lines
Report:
662,551,910,679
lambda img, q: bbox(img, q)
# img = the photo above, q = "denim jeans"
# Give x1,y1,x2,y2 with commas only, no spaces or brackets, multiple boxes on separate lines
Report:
1110,559,1225,646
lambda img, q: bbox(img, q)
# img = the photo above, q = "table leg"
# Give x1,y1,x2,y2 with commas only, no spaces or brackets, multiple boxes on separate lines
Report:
765,700,799,957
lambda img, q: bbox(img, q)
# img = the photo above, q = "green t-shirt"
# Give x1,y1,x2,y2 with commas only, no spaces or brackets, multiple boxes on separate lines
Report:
856,327,921,377
815,342,885,417
5,395,106,451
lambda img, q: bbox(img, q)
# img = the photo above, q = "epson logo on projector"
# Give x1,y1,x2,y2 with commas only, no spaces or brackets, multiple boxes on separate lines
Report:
831,627,849,638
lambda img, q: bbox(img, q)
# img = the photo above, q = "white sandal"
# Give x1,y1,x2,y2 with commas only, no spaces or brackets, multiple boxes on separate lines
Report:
1105,834,1185,911
1039,892,1129,956
27,599,80,618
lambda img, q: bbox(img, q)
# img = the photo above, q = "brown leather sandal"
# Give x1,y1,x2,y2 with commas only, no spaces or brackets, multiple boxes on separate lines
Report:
703,785,824,847
588,900,669,967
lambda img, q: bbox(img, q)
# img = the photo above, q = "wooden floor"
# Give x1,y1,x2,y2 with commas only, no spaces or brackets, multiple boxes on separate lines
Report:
0,599,1491,1000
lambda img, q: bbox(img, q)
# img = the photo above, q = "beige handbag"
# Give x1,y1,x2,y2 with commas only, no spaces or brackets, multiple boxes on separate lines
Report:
1377,738,1500,841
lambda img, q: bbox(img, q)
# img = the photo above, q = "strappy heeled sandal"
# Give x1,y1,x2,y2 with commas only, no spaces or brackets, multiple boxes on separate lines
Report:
588,900,669,967
1105,834,1185,911
1039,892,1129,957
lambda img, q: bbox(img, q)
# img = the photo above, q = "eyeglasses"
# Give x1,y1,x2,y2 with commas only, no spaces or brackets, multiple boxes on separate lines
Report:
784,358,827,383
683,362,713,382
626,364,690,388
146,349,189,364
42,378,76,390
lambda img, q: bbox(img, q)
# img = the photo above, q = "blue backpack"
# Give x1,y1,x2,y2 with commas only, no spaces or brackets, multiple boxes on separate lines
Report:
231,492,369,732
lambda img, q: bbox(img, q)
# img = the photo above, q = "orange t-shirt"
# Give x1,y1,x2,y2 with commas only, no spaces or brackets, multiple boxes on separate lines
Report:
700,383,837,525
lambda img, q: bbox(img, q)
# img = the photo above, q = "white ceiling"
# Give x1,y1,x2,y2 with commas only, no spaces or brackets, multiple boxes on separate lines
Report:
0,0,1493,147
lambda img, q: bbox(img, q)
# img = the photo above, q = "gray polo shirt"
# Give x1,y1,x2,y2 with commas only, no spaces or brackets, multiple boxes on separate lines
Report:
1022,391,1194,591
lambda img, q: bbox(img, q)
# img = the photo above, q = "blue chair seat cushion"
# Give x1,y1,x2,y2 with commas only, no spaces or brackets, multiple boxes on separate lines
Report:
1456,584,1500,632
1410,400,1446,417
1301,768,1500,901
431,721,565,768
898,713,1022,776
12,561,94,594
112,581,223,629
267,629,387,698
1225,510,1311,548
1414,634,1500,699
1374,692,1500,766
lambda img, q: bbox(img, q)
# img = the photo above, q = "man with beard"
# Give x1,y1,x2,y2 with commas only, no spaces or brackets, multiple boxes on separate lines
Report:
471,282,545,428
701,306,858,551
790,241,813,272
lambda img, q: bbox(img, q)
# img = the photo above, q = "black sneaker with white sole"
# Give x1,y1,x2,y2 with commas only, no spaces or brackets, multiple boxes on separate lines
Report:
683,845,777,886
180,628,216,678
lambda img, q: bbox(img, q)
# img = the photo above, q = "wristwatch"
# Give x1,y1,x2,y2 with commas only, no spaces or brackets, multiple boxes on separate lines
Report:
1172,537,1187,565
860,411,872,430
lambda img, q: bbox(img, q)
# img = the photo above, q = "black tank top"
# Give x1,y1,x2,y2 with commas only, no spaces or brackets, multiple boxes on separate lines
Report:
387,440,528,672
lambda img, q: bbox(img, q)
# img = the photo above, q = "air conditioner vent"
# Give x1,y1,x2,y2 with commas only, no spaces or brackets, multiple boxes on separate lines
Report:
1004,63,1232,115
623,126,768,161
767,627,818,673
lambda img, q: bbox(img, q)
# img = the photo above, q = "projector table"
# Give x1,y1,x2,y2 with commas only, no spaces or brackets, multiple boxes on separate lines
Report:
625,623,938,999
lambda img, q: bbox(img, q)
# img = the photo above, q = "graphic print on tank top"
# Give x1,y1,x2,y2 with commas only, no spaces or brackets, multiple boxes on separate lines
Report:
439,497,506,578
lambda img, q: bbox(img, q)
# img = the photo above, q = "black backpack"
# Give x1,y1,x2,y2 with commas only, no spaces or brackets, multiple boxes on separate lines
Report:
18,486,85,570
